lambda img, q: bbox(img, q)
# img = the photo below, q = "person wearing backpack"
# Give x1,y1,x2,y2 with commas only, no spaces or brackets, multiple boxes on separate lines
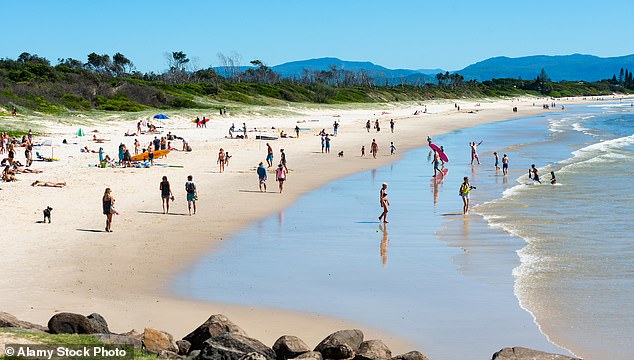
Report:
185,175,197,215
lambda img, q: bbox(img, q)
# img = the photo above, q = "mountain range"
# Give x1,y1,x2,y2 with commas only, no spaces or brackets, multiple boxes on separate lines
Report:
214,54,634,83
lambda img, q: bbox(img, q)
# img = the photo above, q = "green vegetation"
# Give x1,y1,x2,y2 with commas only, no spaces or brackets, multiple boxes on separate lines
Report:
0,51,629,120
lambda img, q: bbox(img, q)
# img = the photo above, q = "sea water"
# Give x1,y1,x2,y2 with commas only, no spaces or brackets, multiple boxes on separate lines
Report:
174,102,634,360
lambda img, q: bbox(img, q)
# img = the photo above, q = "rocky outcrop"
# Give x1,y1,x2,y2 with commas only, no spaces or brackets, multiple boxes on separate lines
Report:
354,340,391,360
0,312,47,331
292,351,323,360
492,347,581,360
389,351,429,360
143,327,179,354
314,329,364,359
93,333,142,350
197,333,275,360
87,313,110,334
48,312,102,334
183,314,248,352
273,335,311,360
176,340,191,356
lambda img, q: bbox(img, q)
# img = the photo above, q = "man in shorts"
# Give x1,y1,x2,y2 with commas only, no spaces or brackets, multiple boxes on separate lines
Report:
257,162,267,192
266,143,274,167
502,154,509,175
185,175,197,215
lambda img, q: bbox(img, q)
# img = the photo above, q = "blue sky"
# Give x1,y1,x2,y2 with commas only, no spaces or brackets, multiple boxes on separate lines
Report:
3,0,633,72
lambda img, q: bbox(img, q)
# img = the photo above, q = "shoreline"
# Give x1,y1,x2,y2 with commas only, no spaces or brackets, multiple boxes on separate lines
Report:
0,97,589,354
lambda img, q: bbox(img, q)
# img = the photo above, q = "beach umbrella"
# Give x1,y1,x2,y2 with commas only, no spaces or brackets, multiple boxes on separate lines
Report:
42,139,61,158
153,114,169,119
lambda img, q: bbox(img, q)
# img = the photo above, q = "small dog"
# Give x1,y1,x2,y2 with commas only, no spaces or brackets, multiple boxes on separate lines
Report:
43,206,53,223
338,151,344,157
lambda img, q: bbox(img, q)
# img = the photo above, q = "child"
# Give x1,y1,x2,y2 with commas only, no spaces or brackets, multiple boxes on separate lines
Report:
390,142,396,155
361,145,365,157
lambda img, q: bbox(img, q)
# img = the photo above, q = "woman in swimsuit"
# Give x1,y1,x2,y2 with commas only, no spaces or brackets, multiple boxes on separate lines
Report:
378,183,390,223
102,188,115,232
160,176,173,214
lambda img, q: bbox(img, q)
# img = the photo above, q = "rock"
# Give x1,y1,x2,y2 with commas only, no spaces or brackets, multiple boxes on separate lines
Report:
94,333,142,350
389,351,429,360
0,312,47,331
87,313,110,334
158,349,185,359
183,314,248,352
143,328,179,354
314,329,364,359
354,340,391,360
197,333,275,360
492,347,581,360
292,351,323,360
273,335,311,360
176,340,191,356
186,350,200,359
48,312,100,334
240,352,269,360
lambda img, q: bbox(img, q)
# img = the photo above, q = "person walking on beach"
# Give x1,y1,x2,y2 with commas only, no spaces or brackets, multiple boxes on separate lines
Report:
102,188,115,232
361,145,366,157
185,175,197,215
502,153,509,175
257,162,267,192
494,152,500,171
333,121,339,136
321,135,325,153
295,125,300,138
470,140,483,165
366,120,371,132
432,150,443,178
242,123,248,139
375,119,380,132
160,176,173,214
459,177,475,214
266,143,274,167
217,148,226,173
280,149,288,171
390,119,395,133
390,142,396,155
325,135,331,153
529,164,541,184
378,183,390,223
371,139,378,159
275,164,287,193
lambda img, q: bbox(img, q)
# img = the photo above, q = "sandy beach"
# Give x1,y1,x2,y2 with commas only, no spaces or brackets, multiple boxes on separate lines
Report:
1,97,574,352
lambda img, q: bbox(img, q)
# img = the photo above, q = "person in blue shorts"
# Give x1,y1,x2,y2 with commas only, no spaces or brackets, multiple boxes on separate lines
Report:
502,153,509,175
185,175,197,215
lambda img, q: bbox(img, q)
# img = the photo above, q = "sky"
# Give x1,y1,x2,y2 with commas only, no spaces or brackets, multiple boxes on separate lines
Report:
3,0,634,73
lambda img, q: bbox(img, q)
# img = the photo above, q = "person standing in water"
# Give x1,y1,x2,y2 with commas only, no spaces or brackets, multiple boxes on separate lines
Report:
160,176,173,214
502,153,509,175
494,152,500,171
102,188,115,232
470,140,483,165
257,162,267,192
378,183,390,223
529,164,542,184
185,175,197,215
432,150,443,178
459,176,475,214
550,171,557,185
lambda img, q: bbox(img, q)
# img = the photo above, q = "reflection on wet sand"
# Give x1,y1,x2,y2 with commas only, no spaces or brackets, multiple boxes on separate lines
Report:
379,223,389,267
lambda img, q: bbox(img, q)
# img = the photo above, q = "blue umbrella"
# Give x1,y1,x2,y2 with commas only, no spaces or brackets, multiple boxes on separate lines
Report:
153,114,169,119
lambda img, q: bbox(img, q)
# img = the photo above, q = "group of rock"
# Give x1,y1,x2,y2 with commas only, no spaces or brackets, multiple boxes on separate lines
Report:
0,311,580,360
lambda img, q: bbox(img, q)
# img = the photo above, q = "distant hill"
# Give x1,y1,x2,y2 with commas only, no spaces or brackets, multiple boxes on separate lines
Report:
456,54,634,82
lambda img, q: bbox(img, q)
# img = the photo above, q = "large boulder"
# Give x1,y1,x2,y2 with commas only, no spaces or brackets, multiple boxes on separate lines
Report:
0,312,47,331
93,334,142,351
48,312,100,334
197,333,275,360
183,314,248,352
143,328,179,354
87,313,110,334
390,351,429,360
354,340,391,360
492,347,581,360
176,340,191,356
314,329,364,359
273,335,311,360
292,352,323,360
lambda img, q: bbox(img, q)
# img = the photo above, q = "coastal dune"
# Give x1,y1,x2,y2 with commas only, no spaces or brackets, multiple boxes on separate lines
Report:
1,98,553,353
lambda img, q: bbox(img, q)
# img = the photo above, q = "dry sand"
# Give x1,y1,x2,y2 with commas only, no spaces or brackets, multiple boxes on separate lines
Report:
0,97,573,352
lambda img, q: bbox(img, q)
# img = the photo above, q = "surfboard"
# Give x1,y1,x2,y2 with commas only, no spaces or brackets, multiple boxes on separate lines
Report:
429,142,449,162
131,149,170,162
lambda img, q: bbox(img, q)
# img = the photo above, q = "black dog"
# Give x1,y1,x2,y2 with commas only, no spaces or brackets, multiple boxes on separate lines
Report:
43,206,53,223
338,151,344,157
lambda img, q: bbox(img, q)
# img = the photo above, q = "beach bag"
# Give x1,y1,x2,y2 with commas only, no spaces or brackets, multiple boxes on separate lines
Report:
109,205,117,214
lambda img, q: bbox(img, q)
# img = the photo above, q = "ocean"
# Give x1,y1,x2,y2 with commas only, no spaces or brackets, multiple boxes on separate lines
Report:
174,101,634,360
